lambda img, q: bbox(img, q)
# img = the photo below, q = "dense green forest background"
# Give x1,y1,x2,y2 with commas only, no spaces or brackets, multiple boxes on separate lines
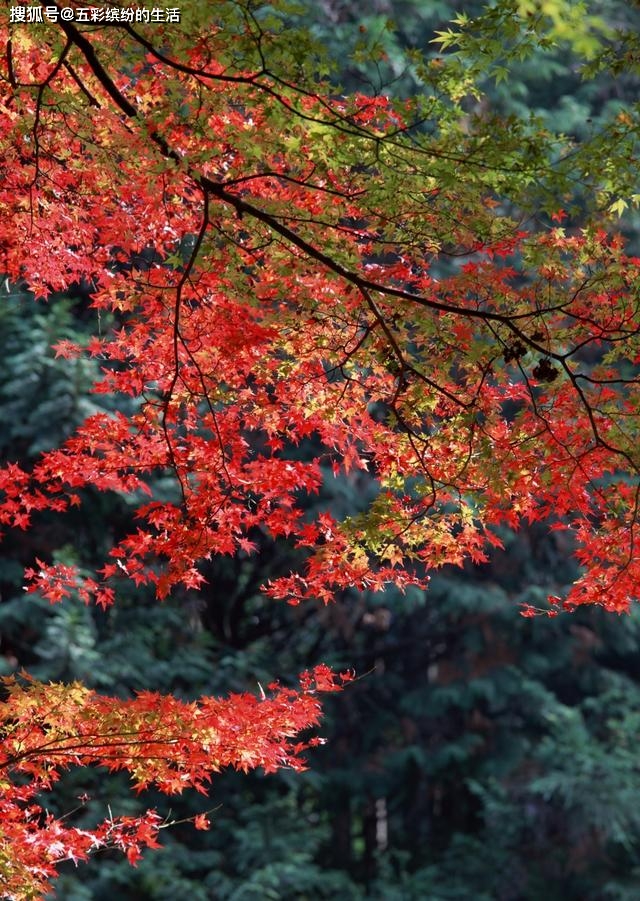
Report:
3,1,640,898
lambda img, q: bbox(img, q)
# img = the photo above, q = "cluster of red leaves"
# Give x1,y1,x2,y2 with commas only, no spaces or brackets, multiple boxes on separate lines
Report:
1,18,638,615
0,666,351,899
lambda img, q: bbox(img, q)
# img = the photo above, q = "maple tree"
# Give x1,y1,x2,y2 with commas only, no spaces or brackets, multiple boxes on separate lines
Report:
1,0,640,896
0,665,349,899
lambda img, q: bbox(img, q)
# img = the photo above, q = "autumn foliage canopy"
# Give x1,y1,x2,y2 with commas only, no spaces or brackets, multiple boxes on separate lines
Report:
1,0,640,896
